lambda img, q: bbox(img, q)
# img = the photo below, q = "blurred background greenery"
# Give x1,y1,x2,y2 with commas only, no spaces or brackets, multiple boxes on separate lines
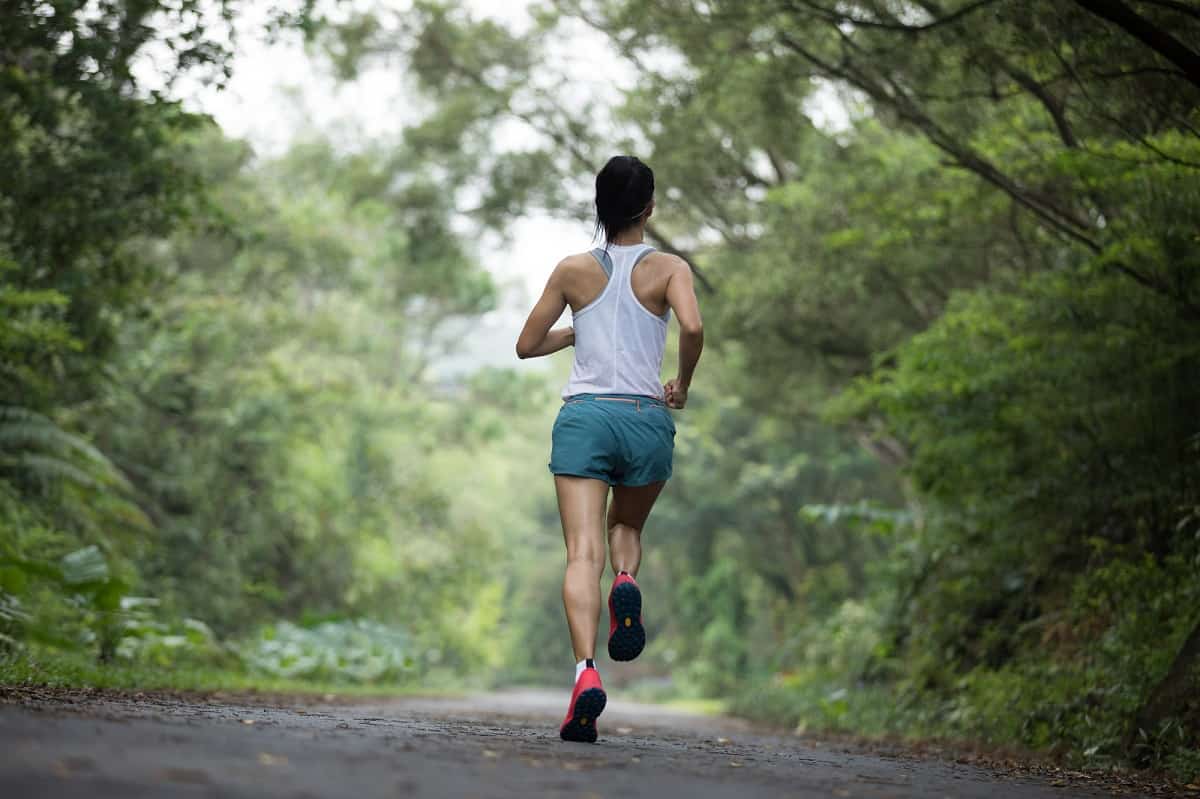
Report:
2,0,1198,780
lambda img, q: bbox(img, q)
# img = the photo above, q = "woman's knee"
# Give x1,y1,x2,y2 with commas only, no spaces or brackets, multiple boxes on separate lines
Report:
607,520,641,539
566,544,606,569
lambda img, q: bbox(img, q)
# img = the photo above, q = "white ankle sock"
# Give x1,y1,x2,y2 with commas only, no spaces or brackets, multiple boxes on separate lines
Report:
575,658,595,681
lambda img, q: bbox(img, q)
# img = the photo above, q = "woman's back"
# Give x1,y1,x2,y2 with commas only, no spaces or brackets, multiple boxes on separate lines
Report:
561,243,672,399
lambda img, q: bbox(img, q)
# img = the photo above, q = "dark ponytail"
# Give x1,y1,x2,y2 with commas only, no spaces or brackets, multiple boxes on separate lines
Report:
594,155,654,247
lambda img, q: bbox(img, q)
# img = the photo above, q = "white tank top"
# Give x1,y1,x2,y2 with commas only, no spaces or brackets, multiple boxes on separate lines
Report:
563,243,670,399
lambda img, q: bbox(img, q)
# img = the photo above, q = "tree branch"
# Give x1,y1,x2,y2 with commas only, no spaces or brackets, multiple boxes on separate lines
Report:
777,31,1101,252
1001,64,1079,148
1131,0,1200,22
1073,0,1200,91
785,0,1002,33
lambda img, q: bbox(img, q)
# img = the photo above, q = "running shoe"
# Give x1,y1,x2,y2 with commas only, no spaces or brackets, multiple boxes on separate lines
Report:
607,571,645,661
559,665,606,743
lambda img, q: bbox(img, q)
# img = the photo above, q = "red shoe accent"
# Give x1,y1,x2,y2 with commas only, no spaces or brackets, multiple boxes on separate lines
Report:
560,667,606,743
608,572,645,661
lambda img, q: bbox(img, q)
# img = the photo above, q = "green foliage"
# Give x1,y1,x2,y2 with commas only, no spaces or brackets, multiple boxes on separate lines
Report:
239,621,415,683
0,535,131,661
0,0,240,408
114,601,224,667
0,648,425,697
0,260,77,398
0,406,134,497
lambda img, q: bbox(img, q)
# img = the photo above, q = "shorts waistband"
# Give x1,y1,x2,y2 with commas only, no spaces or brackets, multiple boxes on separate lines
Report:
564,393,666,409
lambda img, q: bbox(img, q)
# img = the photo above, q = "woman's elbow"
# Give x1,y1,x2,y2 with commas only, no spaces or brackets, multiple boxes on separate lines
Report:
680,320,704,338
515,341,535,359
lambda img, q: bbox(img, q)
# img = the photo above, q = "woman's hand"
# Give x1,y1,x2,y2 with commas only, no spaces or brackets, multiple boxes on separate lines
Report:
664,378,688,409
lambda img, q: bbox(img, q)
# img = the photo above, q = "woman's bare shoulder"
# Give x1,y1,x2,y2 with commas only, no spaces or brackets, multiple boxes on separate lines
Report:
644,250,690,275
560,251,601,267
551,251,604,277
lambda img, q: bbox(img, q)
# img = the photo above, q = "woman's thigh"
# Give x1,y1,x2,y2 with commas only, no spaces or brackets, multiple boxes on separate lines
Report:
608,481,666,531
554,476,610,556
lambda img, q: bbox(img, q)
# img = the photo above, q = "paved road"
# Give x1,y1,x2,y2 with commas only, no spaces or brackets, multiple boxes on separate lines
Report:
0,688,1140,798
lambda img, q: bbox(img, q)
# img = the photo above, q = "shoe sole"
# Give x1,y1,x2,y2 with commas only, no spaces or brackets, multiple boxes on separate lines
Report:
608,581,645,662
559,687,606,743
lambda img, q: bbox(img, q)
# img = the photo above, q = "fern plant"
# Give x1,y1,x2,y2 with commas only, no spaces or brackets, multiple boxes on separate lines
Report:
0,406,149,537
0,406,131,492
0,407,148,659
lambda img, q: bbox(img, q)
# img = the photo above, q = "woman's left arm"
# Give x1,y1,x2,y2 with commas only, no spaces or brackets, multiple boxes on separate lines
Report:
516,265,573,359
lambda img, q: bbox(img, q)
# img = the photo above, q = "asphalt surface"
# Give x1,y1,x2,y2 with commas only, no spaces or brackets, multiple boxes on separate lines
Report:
0,688,1149,798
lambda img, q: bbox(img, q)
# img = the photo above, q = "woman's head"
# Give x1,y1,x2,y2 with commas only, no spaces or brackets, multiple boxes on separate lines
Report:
594,155,655,245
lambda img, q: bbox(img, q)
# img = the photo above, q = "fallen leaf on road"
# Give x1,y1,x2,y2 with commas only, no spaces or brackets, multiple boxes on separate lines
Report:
241,719,255,725
630,757,641,764
160,768,211,785
717,737,731,744
482,750,499,759
59,756,94,773
616,726,633,735
257,753,287,767
729,761,743,768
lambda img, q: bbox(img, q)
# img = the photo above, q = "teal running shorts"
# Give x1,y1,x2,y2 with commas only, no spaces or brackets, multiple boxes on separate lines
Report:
549,394,676,486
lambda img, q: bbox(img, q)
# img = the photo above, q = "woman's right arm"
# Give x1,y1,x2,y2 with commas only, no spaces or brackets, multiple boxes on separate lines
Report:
664,259,703,409
516,262,572,359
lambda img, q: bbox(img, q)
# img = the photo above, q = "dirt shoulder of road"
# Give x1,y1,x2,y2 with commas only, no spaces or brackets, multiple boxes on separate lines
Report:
788,729,1194,798
0,683,451,709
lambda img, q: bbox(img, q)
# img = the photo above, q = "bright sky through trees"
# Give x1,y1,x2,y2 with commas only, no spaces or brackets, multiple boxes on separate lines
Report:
172,2,588,371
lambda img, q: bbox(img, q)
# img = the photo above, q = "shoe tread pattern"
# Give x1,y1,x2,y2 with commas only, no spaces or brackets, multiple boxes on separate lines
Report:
608,581,645,662
560,687,606,743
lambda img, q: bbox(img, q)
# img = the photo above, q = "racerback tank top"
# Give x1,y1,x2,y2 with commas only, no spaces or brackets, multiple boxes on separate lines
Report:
563,243,670,400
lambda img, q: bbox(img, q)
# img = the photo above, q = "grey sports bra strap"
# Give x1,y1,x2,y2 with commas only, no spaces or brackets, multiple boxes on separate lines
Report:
631,246,657,270
589,248,613,278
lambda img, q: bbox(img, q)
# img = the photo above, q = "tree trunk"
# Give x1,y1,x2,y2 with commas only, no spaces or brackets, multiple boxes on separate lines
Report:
1124,615,1200,757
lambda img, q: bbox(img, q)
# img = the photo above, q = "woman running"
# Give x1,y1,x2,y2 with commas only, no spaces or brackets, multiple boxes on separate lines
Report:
515,155,704,743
